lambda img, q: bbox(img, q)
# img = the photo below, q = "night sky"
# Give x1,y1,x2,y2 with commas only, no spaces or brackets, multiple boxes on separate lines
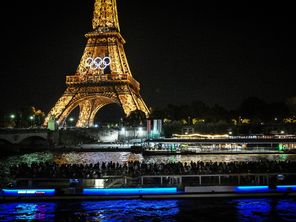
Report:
1,0,295,115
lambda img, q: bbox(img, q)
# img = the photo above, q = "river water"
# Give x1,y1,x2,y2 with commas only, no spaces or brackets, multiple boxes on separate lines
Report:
0,198,296,221
1,151,296,167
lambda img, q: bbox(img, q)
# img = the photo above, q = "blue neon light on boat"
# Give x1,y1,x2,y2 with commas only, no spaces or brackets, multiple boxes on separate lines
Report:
2,189,55,196
235,186,269,193
276,185,296,192
83,187,177,195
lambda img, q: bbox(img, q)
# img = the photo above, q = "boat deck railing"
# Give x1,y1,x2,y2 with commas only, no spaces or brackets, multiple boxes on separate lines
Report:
9,173,296,189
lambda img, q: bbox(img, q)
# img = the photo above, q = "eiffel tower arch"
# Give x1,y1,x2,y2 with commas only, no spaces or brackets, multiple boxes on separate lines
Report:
44,0,149,127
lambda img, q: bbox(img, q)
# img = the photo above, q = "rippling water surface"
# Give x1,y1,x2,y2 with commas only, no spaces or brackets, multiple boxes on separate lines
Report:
0,198,295,221
1,151,295,182
1,151,296,167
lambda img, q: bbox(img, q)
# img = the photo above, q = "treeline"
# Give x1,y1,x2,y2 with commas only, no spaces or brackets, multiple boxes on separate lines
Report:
148,97,296,136
150,97,296,124
0,106,45,128
1,97,295,136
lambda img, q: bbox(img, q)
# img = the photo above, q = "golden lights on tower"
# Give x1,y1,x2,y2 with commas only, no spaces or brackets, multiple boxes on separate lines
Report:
44,0,149,127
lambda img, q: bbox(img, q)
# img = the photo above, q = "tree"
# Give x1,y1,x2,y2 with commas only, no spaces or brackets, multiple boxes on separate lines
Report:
149,108,166,119
124,110,146,126
18,106,45,128
239,97,290,123
287,97,296,115
239,97,268,122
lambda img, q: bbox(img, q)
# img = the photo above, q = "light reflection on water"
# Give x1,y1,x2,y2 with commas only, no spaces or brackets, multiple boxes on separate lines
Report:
0,198,295,221
79,200,179,221
144,153,295,163
0,202,56,221
231,198,296,222
232,199,272,222
52,152,144,165
1,152,296,167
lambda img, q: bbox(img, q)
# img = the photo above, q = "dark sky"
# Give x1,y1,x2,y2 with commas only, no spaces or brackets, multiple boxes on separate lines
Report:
1,0,295,114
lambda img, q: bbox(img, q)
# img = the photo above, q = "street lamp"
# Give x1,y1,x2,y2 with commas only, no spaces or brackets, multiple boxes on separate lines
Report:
9,114,16,128
68,117,74,128
29,116,34,127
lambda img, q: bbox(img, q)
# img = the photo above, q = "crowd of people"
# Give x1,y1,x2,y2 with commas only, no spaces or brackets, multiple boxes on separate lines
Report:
8,160,296,179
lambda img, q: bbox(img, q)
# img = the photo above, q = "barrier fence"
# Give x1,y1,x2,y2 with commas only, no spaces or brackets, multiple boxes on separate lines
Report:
10,173,296,189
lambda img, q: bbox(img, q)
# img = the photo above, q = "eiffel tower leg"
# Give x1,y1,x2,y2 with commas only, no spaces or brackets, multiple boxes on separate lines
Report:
76,100,94,127
76,96,119,127
88,98,116,126
118,91,150,116
128,88,150,116
44,92,77,126
135,95,150,116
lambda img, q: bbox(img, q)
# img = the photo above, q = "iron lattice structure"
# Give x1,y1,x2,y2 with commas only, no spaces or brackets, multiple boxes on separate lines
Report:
44,0,149,127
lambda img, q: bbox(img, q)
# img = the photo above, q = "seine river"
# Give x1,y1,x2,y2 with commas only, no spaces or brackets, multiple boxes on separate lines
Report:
1,151,296,167
1,151,296,221
0,198,296,221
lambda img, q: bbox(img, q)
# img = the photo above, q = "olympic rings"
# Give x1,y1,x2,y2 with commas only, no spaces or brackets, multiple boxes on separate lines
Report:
85,57,111,70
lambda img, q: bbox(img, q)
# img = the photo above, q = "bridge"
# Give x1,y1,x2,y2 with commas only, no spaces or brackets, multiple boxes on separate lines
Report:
0,128,98,149
0,128,49,145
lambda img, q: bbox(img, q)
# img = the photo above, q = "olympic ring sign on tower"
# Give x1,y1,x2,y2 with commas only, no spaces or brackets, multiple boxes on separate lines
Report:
85,57,111,70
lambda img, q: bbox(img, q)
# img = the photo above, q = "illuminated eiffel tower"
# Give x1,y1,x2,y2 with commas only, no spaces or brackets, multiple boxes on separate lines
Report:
44,0,149,127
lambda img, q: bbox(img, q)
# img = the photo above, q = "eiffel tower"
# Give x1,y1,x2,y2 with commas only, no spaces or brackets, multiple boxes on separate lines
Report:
44,0,149,127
